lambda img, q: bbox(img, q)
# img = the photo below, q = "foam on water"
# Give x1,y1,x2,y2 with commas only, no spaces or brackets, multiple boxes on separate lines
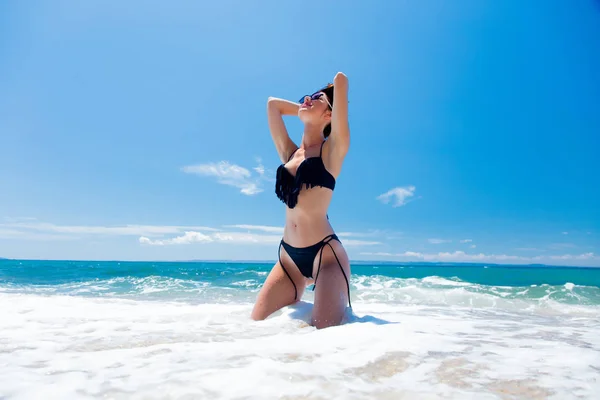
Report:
1,262,600,399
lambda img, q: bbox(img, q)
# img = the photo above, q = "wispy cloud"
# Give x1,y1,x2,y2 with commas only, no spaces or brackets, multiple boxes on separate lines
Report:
343,239,382,246
377,186,416,207
548,253,597,261
562,231,569,235
360,250,599,265
0,221,218,238
338,232,370,238
253,157,267,177
223,224,284,234
0,231,79,241
338,229,402,239
2,216,37,223
218,225,384,245
548,243,577,250
182,158,271,196
0,228,26,236
1,219,383,248
515,247,546,252
460,239,473,243
140,230,382,247
139,231,214,246
139,231,282,246
428,238,451,244
0,222,82,241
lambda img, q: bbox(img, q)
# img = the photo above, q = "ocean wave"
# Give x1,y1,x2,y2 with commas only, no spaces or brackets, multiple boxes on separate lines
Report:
2,260,599,398
0,275,261,304
350,275,600,318
2,273,599,313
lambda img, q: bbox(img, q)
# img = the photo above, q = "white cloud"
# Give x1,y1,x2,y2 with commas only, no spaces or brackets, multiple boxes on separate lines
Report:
338,232,368,238
140,231,281,246
182,159,271,196
219,225,382,241
212,232,281,244
0,228,79,241
428,238,451,244
139,231,214,246
2,216,37,222
342,239,382,246
377,186,416,207
0,228,25,236
403,251,423,257
253,157,267,177
223,224,284,234
0,221,218,237
548,252,596,261
460,239,473,243
1,219,383,248
562,231,569,235
548,243,577,250
359,250,600,265
337,229,395,238
139,230,381,247
470,244,476,248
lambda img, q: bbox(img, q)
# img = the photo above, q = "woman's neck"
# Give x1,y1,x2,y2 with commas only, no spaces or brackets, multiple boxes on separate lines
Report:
301,122,325,149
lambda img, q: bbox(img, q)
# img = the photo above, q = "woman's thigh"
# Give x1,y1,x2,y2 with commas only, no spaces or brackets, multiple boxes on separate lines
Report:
251,260,306,321
311,240,351,329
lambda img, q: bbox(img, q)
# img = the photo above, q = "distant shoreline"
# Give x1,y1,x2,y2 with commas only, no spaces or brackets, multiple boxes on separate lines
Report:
1,257,598,269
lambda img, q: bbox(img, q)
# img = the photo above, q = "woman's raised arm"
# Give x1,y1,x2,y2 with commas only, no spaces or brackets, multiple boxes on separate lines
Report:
328,72,350,159
267,97,299,163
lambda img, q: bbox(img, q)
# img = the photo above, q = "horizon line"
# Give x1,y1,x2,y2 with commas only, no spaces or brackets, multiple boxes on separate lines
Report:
1,257,598,269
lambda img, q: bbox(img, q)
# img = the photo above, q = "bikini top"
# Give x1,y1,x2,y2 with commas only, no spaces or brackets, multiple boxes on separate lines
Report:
275,140,336,209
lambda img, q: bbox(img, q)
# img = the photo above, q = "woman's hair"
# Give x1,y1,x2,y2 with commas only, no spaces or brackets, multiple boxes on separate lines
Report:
320,83,334,138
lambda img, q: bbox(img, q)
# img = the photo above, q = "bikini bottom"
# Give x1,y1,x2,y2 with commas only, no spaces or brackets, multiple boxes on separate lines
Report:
278,233,351,308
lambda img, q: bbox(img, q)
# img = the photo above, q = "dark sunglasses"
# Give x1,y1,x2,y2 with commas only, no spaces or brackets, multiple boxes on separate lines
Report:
299,92,332,109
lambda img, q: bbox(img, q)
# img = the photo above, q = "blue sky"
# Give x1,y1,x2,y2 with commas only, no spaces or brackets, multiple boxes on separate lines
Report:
1,0,599,266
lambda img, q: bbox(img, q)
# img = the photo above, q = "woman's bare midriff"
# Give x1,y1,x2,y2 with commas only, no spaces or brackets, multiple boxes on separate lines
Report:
282,187,335,247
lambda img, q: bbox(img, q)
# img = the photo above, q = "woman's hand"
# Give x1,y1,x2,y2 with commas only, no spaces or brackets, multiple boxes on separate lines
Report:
333,72,348,87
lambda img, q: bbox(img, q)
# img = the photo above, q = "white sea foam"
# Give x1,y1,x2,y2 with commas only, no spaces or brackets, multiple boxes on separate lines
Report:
1,284,599,400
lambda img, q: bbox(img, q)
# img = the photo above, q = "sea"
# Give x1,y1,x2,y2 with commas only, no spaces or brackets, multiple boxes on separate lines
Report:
1,259,599,399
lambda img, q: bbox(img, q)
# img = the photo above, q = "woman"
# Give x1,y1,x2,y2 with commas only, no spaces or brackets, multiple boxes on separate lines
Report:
251,72,351,329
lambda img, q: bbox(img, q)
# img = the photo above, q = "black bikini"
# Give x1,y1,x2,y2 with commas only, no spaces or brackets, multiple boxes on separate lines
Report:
275,141,336,208
274,141,351,308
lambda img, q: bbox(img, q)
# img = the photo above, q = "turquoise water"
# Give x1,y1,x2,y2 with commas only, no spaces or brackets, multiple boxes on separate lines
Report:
2,259,599,398
3,259,600,286
1,259,599,304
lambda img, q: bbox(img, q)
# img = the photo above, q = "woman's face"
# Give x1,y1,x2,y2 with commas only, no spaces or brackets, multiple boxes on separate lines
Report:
298,92,332,125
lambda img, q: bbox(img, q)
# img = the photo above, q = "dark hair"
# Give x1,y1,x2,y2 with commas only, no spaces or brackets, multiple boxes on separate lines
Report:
320,83,334,138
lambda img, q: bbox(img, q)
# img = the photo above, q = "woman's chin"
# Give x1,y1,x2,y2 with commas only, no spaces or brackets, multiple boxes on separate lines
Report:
298,109,317,122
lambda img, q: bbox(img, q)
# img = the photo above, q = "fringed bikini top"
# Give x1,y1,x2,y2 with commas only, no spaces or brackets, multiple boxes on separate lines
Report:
275,141,336,208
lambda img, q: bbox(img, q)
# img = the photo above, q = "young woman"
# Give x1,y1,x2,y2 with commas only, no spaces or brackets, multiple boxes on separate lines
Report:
251,72,351,329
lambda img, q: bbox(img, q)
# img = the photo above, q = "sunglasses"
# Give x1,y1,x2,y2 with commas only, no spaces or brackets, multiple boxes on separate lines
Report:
299,92,332,109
